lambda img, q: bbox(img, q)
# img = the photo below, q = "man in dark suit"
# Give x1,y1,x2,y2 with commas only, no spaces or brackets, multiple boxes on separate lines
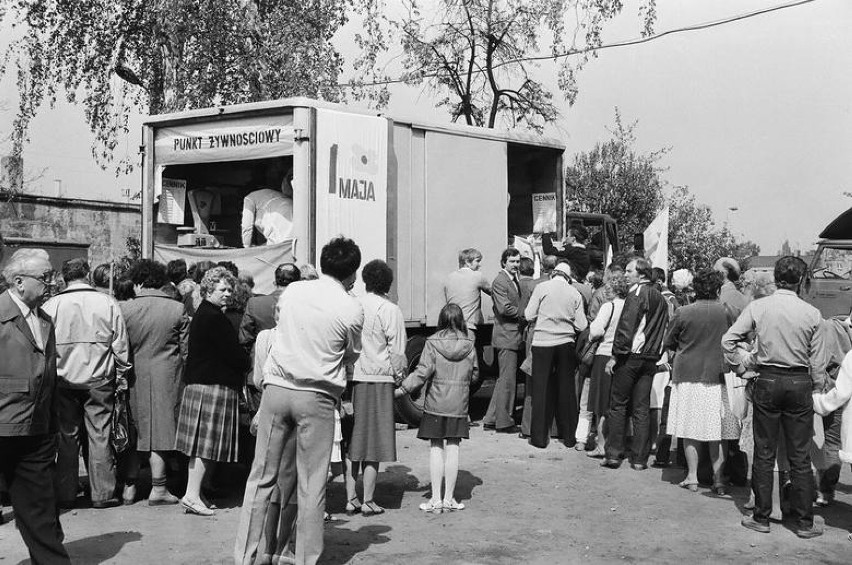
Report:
239,263,301,351
0,248,71,564
483,247,523,433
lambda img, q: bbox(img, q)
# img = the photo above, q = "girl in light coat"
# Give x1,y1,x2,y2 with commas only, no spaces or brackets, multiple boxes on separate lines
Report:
813,348,852,541
396,303,479,513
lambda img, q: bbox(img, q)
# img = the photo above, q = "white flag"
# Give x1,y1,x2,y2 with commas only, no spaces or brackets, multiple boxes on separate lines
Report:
644,207,669,273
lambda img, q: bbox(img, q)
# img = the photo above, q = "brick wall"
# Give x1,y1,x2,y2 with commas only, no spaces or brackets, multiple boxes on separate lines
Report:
0,194,141,265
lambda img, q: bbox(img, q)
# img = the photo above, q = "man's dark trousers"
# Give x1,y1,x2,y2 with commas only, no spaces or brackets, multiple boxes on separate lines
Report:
751,370,815,529
529,343,578,448
0,434,71,564
605,356,657,465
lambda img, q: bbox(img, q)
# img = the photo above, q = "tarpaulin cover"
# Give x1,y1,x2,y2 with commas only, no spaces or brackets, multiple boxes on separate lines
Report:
153,239,295,295
820,207,852,239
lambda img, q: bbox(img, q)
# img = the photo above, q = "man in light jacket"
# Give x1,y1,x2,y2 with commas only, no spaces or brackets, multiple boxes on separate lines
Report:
42,258,131,509
524,263,587,448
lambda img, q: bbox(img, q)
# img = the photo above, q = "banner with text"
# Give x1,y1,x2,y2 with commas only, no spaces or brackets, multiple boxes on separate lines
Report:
314,109,388,295
154,114,294,165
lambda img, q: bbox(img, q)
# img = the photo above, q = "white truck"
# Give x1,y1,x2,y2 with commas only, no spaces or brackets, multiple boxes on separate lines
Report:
141,98,566,424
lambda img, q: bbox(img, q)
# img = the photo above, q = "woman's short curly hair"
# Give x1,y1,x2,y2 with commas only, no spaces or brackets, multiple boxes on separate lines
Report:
605,272,631,300
200,266,236,298
362,259,394,294
692,268,723,300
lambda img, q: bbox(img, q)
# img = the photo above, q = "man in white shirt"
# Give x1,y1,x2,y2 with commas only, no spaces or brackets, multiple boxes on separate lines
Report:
235,237,364,565
241,166,294,247
42,258,131,509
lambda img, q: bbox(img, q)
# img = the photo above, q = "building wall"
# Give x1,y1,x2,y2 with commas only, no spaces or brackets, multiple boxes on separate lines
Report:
0,194,141,266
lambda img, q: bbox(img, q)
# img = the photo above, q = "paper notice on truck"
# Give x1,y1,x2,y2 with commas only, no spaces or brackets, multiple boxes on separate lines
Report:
314,109,388,295
157,178,186,224
532,192,557,233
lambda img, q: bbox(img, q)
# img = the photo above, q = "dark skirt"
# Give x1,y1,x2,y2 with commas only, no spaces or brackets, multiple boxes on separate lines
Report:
348,382,397,462
417,413,469,440
588,354,613,417
174,383,239,462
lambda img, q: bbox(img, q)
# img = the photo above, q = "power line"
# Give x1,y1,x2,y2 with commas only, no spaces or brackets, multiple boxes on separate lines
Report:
337,0,817,88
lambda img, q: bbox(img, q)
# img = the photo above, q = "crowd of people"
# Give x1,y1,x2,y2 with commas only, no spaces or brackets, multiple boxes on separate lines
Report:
1,226,851,564
442,224,851,543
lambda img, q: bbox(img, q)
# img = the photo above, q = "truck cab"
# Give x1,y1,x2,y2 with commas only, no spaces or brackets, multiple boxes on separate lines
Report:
802,207,852,318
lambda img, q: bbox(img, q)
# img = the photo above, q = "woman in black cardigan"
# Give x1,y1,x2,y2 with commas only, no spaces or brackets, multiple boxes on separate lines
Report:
175,266,250,516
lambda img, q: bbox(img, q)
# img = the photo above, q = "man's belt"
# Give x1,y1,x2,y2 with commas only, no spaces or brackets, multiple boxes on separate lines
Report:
756,365,809,375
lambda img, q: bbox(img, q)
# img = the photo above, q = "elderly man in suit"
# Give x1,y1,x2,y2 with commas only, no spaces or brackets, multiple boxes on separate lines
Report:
483,247,523,433
1,248,71,563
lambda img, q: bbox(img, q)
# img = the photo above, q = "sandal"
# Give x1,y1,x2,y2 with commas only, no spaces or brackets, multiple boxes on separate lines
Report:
711,483,729,497
180,497,215,517
442,499,465,511
419,500,442,514
360,501,385,516
345,497,361,516
678,480,698,493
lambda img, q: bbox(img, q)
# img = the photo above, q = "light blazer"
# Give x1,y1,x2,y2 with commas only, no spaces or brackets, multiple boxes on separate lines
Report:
0,290,58,436
491,270,523,350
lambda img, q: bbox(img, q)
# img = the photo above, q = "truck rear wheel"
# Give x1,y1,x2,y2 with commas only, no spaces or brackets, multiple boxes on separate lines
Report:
394,335,427,427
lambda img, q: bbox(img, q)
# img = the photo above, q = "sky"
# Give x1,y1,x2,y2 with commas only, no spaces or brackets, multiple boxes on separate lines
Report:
1,0,850,255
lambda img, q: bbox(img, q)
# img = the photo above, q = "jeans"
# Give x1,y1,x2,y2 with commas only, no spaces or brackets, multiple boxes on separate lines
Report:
529,343,578,448
0,435,71,564
483,349,518,429
235,386,336,565
55,381,116,503
751,371,814,528
605,357,656,465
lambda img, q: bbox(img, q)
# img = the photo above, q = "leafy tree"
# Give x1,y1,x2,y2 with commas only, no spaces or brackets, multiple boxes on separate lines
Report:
356,0,657,132
1,0,352,172
568,111,759,270
566,109,665,251
668,186,760,272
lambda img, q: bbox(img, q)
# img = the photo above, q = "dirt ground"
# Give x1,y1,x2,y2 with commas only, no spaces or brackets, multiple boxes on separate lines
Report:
2,387,851,564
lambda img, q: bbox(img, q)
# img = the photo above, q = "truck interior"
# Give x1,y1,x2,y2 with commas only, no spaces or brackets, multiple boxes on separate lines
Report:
506,143,562,238
152,156,294,248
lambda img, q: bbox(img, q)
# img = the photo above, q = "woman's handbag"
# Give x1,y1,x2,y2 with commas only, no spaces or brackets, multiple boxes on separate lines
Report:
724,372,749,422
110,389,131,454
577,303,614,368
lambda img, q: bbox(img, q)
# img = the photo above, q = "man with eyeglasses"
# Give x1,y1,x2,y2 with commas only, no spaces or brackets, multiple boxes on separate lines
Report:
42,257,131,510
0,248,71,563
